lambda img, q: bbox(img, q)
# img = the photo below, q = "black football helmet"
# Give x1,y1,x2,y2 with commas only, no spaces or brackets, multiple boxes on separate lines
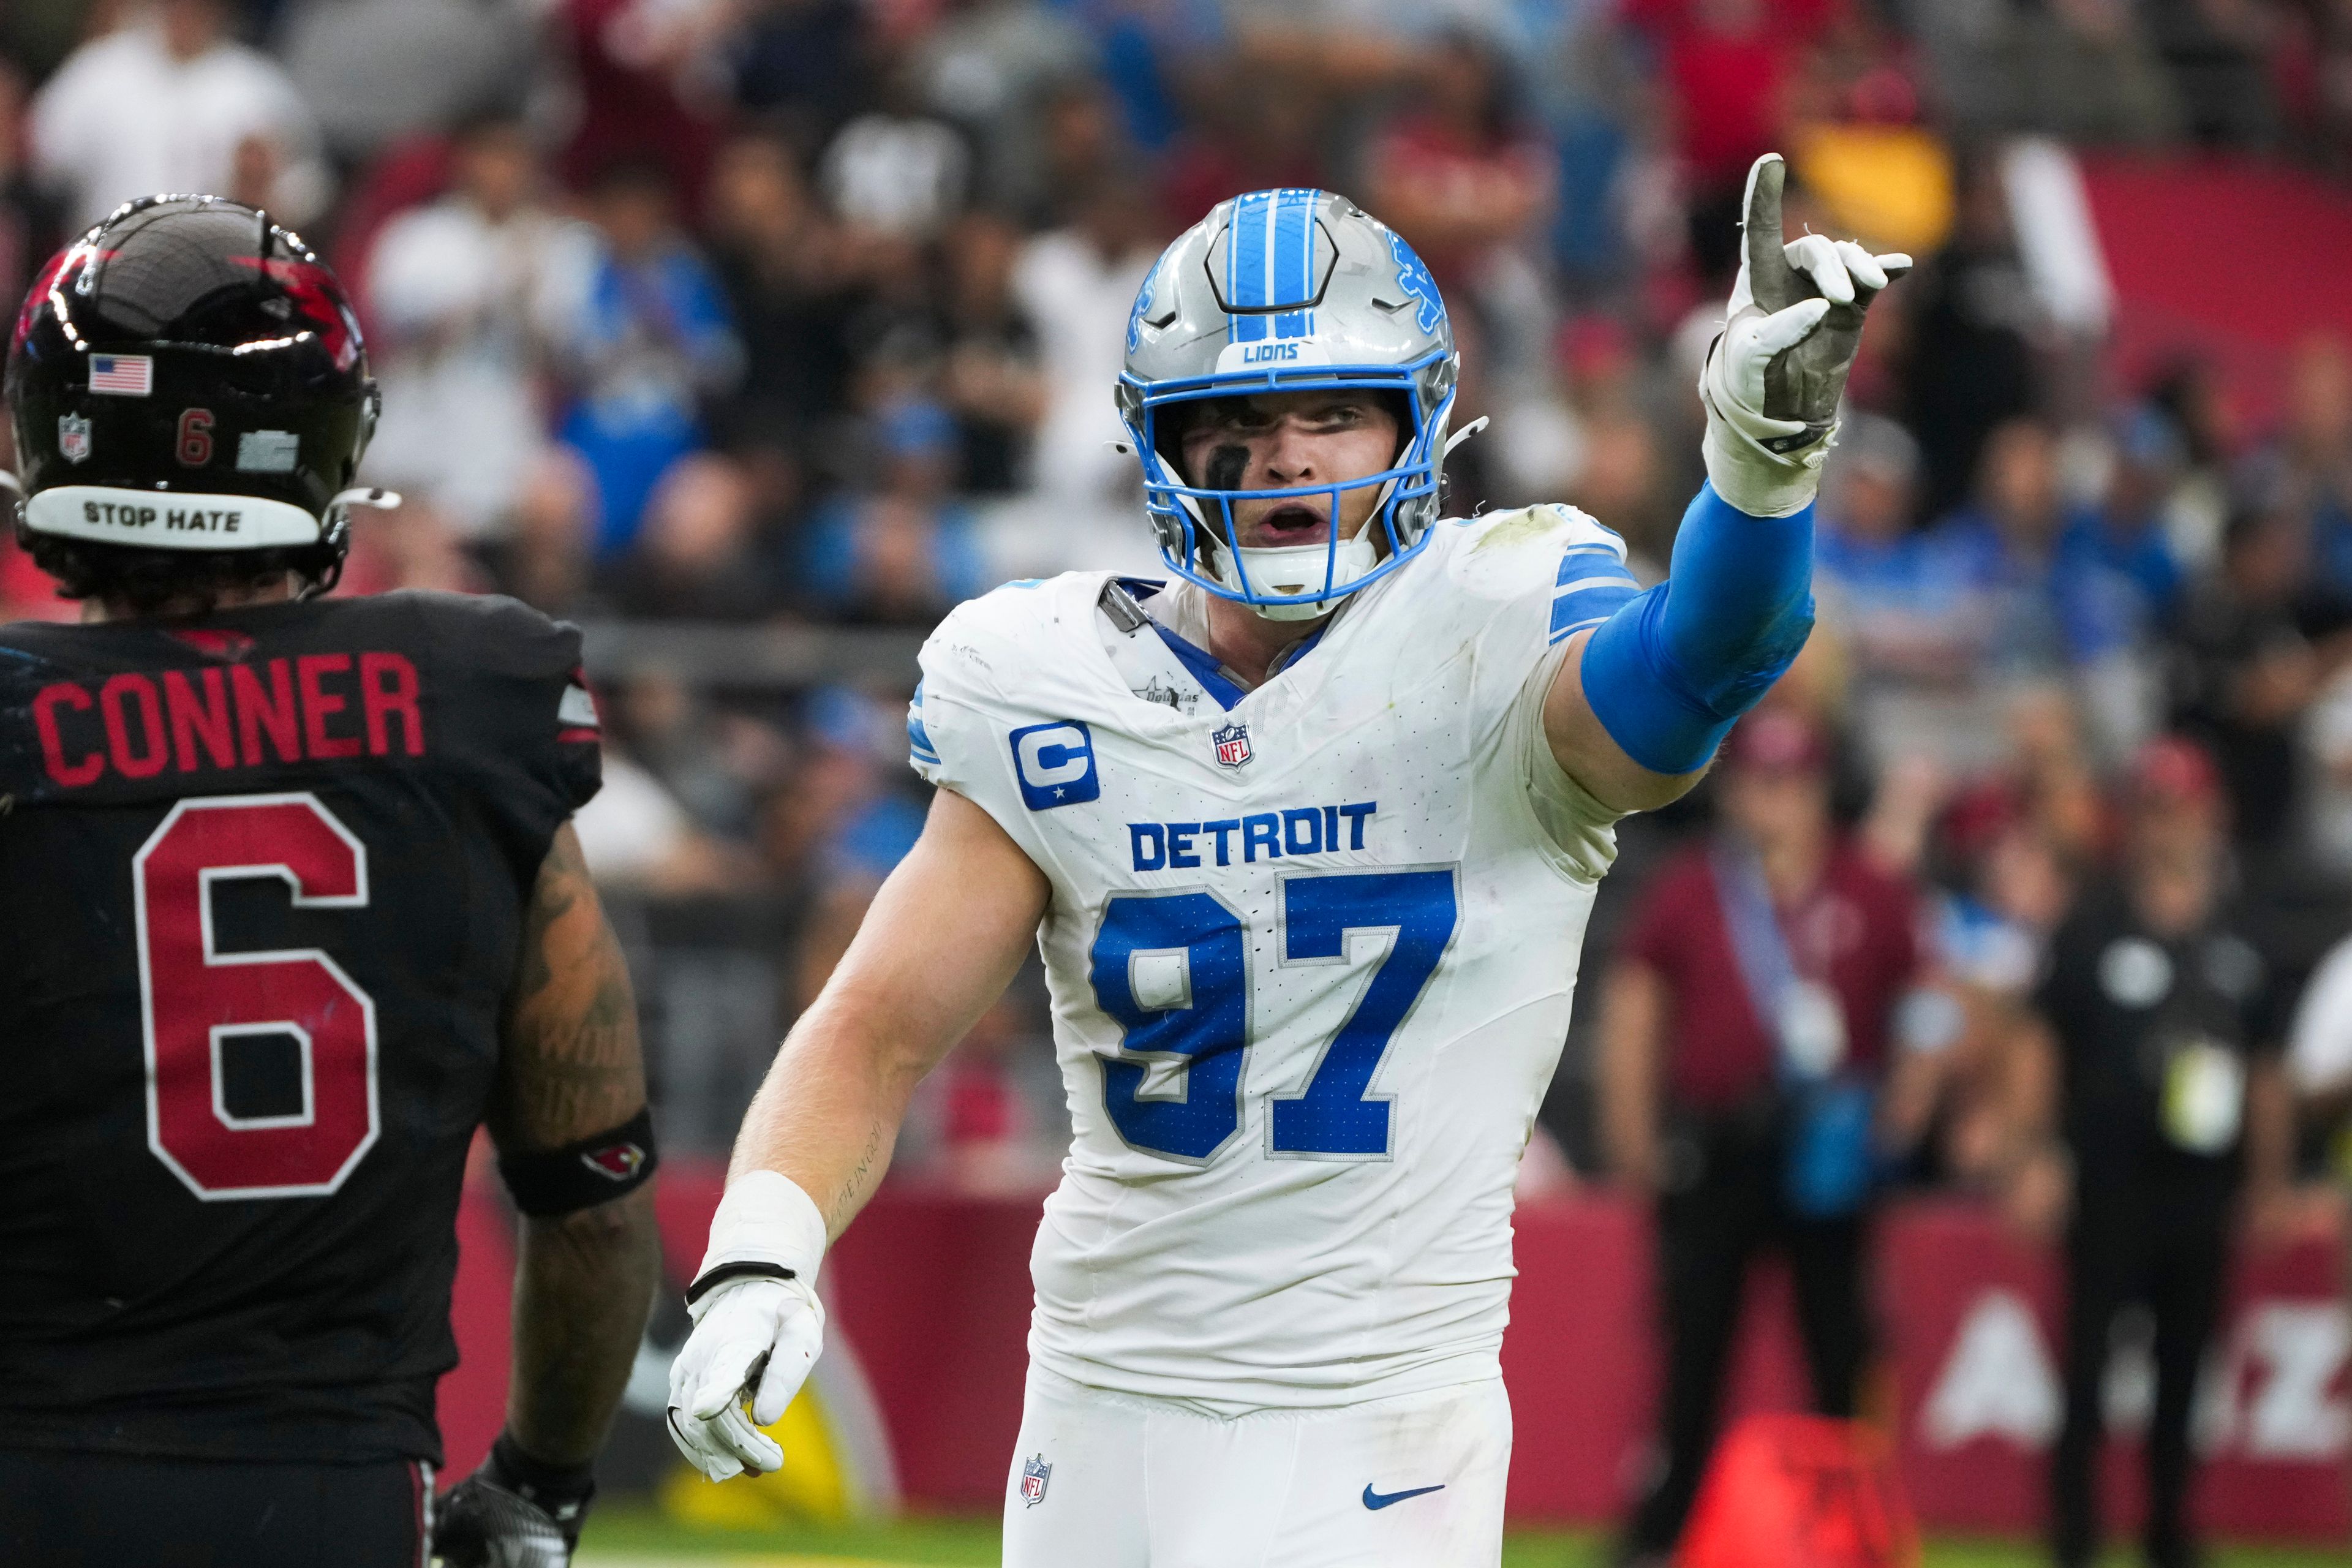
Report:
6,194,382,594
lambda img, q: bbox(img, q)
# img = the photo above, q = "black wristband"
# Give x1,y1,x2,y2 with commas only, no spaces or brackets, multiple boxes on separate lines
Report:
497,1106,658,1217
684,1258,795,1307
484,1432,596,1543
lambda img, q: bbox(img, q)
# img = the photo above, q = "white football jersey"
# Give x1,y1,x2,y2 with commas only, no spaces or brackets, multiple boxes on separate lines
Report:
908,505,1633,1409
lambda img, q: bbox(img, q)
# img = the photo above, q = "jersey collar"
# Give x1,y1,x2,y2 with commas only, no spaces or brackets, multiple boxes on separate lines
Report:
1120,576,1337,711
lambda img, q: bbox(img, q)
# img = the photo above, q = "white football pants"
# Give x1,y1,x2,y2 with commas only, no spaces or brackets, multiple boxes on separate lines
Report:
1000,1366,1511,1567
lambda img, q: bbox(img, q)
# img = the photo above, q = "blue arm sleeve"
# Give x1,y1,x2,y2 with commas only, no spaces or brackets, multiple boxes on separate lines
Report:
1579,481,1816,775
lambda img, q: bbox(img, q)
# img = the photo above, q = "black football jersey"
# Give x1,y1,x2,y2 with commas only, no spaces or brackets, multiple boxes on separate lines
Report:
0,591,600,1464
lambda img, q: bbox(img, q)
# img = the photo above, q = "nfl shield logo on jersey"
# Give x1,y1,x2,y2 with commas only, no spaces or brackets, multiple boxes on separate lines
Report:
1020,1453,1052,1507
1212,721,1253,769
57,413,91,464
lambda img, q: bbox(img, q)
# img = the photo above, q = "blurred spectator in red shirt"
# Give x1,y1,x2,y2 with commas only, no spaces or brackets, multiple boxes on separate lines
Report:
1597,706,1950,1566
1621,0,1834,199
1361,28,1553,295
900,985,1065,1197
1787,0,1921,127
550,0,729,210
1159,75,1328,232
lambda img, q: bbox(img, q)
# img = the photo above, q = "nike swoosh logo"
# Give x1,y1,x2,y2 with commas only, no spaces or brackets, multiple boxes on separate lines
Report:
1362,1482,1446,1510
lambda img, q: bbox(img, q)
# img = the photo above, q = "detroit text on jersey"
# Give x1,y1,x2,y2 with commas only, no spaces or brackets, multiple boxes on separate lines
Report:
907,504,1634,1406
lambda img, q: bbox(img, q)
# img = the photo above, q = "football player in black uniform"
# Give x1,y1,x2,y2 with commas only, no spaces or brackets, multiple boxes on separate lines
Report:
0,197,659,1566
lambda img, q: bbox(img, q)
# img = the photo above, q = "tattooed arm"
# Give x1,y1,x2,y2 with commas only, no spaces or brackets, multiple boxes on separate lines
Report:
486,822,662,1469
731,786,1050,1235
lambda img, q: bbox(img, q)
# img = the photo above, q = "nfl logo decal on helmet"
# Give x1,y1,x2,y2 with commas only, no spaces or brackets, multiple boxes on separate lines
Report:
1021,1453,1052,1507
56,413,90,464
1115,188,1466,622
1212,721,1253,769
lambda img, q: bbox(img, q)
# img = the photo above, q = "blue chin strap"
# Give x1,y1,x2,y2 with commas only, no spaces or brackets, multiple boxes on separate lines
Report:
1122,355,1452,613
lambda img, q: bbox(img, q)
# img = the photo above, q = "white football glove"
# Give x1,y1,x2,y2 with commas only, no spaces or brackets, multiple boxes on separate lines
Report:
664,1170,829,1482
1700,153,1911,517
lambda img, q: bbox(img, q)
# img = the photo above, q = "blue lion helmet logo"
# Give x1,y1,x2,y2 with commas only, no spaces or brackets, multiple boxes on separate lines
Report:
1386,232,1445,336
1127,256,1161,354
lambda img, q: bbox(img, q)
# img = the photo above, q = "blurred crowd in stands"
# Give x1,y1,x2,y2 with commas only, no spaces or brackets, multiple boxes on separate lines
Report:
4,0,2352,1192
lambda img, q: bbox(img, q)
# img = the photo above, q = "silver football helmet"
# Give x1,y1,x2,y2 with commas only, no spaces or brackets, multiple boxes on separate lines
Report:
1116,189,1461,619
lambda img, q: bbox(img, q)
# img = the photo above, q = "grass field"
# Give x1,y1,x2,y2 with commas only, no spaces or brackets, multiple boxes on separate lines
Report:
575,1506,2351,1567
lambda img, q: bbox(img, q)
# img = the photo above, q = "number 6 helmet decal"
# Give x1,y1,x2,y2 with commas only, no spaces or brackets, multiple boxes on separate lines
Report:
6,195,383,589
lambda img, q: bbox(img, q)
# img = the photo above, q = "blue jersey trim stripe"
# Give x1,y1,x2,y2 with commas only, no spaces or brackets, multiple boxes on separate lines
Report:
1149,623,1249,712
907,682,941,763
1549,615,1612,646
1556,548,1629,584
1549,581,1639,641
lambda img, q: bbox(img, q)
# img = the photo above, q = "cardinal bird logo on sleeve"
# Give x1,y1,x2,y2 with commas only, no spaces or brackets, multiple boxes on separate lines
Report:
580,1142,647,1182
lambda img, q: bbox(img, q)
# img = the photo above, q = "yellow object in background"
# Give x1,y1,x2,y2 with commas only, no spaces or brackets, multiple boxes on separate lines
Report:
660,1383,854,1528
1790,125,1956,258
658,1332,903,1530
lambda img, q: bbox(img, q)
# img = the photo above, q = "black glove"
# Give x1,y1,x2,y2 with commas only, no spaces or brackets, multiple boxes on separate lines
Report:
432,1434,597,1568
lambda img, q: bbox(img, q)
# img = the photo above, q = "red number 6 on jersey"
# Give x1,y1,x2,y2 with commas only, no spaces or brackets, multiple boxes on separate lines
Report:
134,793,379,1200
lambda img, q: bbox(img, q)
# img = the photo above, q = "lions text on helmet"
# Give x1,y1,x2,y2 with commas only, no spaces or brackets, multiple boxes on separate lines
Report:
1116,188,1476,622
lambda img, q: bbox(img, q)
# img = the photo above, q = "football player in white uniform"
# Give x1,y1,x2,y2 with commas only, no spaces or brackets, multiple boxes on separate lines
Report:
665,157,1906,1565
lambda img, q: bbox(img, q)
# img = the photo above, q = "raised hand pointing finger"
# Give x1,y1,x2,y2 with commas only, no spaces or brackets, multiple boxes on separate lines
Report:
1698,151,1913,517
1741,153,1801,314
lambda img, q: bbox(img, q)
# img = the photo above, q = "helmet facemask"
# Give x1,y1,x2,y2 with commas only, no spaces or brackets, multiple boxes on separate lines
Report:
1135,378,1452,622
1117,188,1465,621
